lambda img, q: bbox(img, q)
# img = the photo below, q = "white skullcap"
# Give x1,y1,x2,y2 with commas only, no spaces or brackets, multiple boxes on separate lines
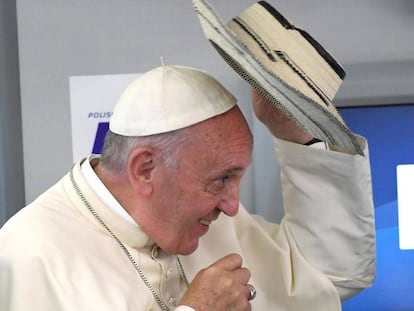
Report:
109,65,237,136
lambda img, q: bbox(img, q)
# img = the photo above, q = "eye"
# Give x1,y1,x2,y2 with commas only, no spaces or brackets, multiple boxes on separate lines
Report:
217,176,230,185
205,175,230,194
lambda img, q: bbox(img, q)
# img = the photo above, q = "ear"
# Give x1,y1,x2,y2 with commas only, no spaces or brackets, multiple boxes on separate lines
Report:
127,148,155,196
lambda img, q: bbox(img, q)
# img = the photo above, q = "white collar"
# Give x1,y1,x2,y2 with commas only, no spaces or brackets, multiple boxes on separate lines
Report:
81,156,138,226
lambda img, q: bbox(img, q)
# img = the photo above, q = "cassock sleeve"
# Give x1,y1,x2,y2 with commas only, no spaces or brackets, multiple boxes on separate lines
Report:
263,135,376,300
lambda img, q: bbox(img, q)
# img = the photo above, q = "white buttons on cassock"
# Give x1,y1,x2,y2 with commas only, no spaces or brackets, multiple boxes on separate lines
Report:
168,296,178,306
166,267,173,279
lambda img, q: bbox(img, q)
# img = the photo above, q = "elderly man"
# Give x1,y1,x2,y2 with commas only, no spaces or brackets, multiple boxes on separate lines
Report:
0,65,375,311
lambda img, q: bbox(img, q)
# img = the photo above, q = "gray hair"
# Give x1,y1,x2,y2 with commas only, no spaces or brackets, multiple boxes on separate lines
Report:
100,128,191,174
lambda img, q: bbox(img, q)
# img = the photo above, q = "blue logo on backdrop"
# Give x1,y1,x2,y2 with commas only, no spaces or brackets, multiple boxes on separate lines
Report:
92,122,109,154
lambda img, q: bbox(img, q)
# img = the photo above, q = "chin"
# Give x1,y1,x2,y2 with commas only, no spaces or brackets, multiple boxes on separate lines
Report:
176,240,200,256
160,234,201,255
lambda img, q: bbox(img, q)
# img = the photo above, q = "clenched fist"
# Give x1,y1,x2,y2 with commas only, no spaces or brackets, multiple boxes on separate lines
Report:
179,254,252,311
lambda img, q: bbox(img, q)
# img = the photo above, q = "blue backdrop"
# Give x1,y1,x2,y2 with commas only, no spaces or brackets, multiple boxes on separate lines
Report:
339,104,414,311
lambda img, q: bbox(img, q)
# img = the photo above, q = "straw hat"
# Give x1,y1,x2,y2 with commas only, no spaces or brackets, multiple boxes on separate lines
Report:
192,0,362,154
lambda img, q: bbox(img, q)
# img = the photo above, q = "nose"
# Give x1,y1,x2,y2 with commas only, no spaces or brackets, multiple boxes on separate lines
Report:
217,183,240,217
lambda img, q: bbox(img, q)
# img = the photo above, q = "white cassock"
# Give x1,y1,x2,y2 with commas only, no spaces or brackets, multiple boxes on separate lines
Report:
0,136,375,311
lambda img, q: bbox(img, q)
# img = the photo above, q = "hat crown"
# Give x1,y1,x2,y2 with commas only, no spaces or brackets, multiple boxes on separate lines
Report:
109,65,236,136
193,0,364,155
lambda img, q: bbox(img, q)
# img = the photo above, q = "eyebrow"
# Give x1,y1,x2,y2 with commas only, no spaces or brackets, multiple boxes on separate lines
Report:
216,166,246,178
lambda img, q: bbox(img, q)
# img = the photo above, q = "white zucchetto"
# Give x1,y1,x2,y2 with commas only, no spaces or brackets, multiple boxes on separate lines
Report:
109,65,237,136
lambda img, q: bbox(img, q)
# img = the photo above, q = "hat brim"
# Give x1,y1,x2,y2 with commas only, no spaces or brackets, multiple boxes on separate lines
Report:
192,0,363,155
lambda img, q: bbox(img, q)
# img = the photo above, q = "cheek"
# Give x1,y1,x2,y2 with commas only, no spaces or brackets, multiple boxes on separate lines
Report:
158,172,210,216
155,172,220,221
157,192,222,254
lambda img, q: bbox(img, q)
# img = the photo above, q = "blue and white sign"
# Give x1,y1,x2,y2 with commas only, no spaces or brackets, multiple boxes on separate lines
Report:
69,73,141,162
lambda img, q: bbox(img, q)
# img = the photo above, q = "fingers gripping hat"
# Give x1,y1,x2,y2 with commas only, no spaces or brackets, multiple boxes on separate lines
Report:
192,0,363,154
109,65,236,136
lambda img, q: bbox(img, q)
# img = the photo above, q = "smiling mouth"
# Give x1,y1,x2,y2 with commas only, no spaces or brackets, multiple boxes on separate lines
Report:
199,219,212,226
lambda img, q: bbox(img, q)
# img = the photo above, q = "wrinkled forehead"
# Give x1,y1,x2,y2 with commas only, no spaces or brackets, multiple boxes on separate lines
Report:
186,106,253,163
